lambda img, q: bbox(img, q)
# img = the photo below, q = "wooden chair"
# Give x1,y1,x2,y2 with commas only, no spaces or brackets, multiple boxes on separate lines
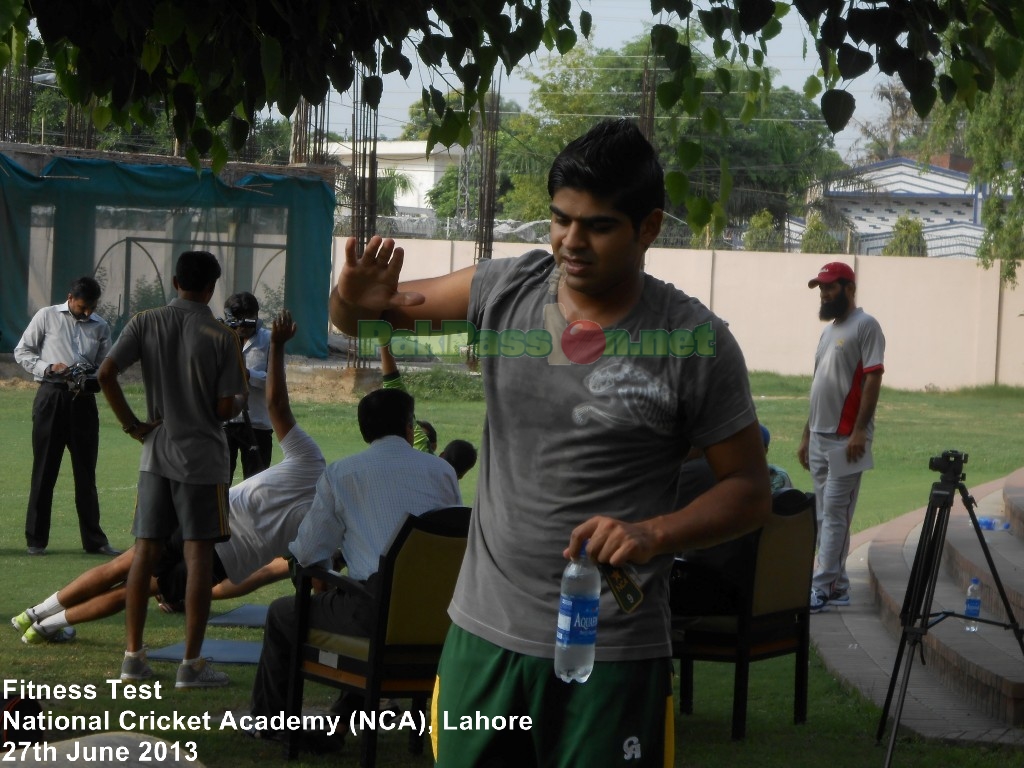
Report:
285,505,471,766
671,488,816,740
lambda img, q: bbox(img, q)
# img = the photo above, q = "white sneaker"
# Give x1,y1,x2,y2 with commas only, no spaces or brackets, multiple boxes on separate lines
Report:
121,648,154,681
810,589,829,613
828,590,851,606
176,658,229,689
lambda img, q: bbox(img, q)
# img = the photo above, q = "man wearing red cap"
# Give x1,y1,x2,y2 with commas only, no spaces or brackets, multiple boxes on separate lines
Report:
798,262,885,613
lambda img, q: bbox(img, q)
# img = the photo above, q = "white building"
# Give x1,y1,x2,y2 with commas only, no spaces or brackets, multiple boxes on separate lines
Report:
326,139,464,216
790,156,986,259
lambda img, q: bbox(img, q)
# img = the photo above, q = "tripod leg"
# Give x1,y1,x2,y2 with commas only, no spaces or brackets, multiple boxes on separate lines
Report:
876,482,955,760
883,635,923,768
875,630,910,743
960,484,1024,658
876,493,944,741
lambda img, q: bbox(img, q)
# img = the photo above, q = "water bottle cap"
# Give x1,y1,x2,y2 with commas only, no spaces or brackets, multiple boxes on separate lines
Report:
970,577,980,584
579,540,588,559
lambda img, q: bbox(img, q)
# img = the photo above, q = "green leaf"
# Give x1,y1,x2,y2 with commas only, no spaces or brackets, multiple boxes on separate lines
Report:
555,28,577,55
737,0,775,35
686,195,713,232
579,10,592,38
141,39,161,75
665,171,689,206
836,44,873,80
91,104,112,131
210,135,228,175
260,37,282,93
820,89,855,133
761,17,783,40
152,1,186,46
697,8,728,39
191,124,214,155
25,38,44,68
429,86,446,118
650,24,678,51
937,73,957,104
362,75,383,108
739,95,758,123
803,75,823,99
948,59,977,104
185,145,200,170
908,84,936,117
0,41,9,72
702,106,720,132
677,140,703,171
992,37,1022,79
228,115,250,151
0,0,22,31
714,67,732,94
656,79,683,110
711,200,728,233
718,158,732,202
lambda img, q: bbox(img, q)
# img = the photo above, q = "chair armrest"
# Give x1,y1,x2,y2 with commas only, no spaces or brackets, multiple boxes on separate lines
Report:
296,564,373,601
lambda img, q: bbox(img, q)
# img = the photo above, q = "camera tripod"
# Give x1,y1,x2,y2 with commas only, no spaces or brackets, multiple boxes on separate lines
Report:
876,451,1024,768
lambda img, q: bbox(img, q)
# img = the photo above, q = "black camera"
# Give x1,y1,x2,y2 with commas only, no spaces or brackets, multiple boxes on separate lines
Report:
220,314,259,331
64,362,100,395
928,449,967,480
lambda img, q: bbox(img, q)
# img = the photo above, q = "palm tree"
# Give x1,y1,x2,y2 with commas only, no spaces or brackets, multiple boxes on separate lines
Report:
376,168,415,216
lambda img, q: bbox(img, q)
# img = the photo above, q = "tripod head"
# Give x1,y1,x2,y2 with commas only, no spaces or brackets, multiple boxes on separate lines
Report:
928,449,967,484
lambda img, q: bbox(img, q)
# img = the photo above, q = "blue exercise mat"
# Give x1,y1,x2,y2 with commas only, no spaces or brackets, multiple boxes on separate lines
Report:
207,603,269,627
147,639,262,664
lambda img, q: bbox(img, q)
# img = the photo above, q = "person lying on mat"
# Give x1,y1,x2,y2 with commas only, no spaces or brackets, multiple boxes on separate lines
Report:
10,310,326,646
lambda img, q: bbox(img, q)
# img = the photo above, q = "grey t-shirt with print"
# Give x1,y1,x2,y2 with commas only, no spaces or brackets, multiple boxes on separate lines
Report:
448,250,757,661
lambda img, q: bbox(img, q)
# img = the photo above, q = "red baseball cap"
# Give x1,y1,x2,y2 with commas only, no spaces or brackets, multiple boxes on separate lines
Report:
808,262,855,288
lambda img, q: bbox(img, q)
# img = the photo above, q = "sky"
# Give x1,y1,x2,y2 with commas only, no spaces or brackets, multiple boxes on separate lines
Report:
319,1,890,162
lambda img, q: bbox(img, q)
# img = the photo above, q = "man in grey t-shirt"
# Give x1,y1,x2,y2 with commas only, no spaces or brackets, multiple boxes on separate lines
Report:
329,120,770,767
99,251,247,688
797,262,885,613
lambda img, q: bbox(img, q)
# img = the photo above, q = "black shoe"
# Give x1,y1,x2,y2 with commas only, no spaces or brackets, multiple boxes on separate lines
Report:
26,547,46,556
87,544,122,556
242,725,288,743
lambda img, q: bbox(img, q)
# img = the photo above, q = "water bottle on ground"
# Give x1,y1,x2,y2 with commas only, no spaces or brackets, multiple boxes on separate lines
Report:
964,577,981,632
554,541,601,683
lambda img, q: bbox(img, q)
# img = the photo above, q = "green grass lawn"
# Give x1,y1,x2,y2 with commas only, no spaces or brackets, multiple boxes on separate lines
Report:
1,370,1022,767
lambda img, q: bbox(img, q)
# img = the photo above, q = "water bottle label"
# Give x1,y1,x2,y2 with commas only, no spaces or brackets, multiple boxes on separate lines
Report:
556,595,599,646
965,597,982,618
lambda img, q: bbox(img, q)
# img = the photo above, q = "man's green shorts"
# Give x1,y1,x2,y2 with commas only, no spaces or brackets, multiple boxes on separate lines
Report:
431,625,674,767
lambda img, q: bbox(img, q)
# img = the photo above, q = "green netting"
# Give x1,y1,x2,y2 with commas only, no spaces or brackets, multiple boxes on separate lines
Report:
0,154,335,357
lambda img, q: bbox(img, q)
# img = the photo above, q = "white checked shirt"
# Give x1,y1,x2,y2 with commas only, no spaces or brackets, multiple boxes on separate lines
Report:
14,301,111,381
289,435,462,581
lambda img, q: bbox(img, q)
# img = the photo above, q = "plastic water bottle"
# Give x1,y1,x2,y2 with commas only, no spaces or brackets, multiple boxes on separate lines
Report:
554,541,601,683
964,577,981,632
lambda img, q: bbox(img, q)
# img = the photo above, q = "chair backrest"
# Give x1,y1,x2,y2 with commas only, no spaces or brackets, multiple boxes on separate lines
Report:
750,490,816,617
375,506,472,646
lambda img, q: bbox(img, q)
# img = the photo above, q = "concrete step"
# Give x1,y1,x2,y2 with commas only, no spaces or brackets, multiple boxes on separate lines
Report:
863,473,1024,732
811,539,1022,745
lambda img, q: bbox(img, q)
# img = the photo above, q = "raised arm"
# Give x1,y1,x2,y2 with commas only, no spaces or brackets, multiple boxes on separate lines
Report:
267,309,298,442
329,235,476,336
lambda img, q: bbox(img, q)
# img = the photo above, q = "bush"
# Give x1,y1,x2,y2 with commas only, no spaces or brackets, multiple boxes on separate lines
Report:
401,365,485,401
882,215,928,257
744,209,783,252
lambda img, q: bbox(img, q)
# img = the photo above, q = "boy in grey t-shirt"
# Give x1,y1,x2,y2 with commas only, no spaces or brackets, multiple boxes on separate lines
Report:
330,120,771,767
99,250,248,688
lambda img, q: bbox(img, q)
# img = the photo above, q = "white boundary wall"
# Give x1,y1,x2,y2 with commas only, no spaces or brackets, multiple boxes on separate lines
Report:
330,238,1024,391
